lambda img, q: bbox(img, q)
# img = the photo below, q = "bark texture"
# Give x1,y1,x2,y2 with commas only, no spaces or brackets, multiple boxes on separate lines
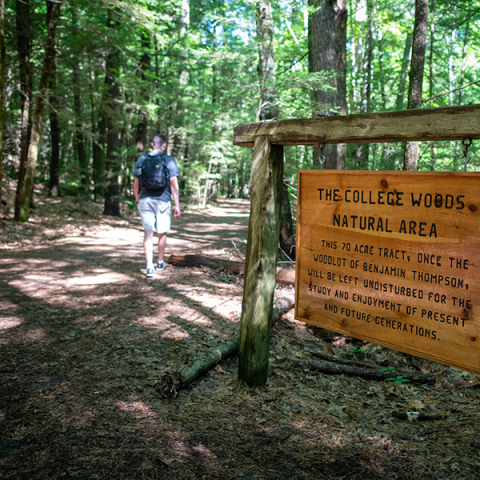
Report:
403,0,428,171
290,358,436,384
167,254,295,285
17,0,61,221
170,0,190,161
92,83,106,201
72,9,88,192
309,0,347,168
48,43,60,196
233,104,480,147
396,33,413,111
238,136,283,387
158,297,294,398
279,183,295,260
256,0,277,121
135,31,150,154
0,0,4,205
14,0,32,219
355,0,374,169
103,11,121,217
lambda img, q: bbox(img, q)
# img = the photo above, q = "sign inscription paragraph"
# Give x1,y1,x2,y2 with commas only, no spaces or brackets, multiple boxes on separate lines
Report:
295,171,480,373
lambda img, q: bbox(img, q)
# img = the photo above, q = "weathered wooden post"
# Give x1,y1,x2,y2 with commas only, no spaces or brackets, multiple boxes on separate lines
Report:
238,135,284,387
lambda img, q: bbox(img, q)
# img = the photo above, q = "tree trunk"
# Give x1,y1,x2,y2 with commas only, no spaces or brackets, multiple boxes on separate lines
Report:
72,9,88,193
14,0,32,220
355,0,374,170
428,0,435,171
309,0,346,169
0,0,4,206
454,13,470,169
256,0,277,121
279,183,295,260
16,0,61,221
48,43,60,196
238,136,283,387
92,110,106,202
103,10,121,217
170,0,190,162
90,57,106,202
403,0,428,171
396,33,413,111
377,28,389,168
158,297,294,398
135,31,150,154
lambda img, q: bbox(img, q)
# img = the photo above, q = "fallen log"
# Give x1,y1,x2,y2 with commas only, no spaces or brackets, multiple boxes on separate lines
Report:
308,348,416,374
168,254,244,274
289,358,436,384
456,382,480,389
167,254,295,285
156,296,295,398
309,348,381,369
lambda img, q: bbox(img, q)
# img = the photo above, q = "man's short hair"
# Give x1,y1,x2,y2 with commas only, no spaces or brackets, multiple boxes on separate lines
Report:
152,135,167,148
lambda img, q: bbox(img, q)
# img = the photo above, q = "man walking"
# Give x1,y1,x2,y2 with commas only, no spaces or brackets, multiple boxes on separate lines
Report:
133,135,181,278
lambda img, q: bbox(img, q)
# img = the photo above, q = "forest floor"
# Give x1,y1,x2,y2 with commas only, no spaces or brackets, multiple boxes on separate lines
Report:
0,195,479,480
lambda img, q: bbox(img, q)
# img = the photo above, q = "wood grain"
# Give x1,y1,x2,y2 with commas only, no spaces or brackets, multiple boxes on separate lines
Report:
295,171,480,374
233,104,480,147
238,136,284,386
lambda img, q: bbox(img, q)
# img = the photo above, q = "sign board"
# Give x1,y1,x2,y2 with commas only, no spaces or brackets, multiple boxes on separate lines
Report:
295,171,480,374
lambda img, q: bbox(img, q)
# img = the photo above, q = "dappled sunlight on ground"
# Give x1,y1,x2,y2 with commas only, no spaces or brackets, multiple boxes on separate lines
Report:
1,196,478,479
0,316,23,331
66,272,134,286
0,327,46,345
116,399,158,422
135,316,192,340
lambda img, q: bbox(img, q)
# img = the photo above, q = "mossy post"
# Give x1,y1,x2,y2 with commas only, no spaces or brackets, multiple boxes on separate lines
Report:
238,135,284,387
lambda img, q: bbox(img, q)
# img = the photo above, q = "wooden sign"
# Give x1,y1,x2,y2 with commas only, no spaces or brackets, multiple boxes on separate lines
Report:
295,171,480,374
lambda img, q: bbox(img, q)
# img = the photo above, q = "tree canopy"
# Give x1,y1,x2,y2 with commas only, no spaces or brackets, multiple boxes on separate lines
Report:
1,0,479,216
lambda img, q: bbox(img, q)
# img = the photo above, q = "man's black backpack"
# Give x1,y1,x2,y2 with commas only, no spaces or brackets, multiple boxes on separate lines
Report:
140,152,169,191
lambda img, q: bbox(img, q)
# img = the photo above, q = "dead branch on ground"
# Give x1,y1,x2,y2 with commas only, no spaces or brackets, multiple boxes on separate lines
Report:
289,358,436,384
157,297,295,398
167,254,295,285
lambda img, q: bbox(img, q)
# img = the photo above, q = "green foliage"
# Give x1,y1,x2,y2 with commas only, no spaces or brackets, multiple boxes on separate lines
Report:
351,345,367,355
2,0,479,203
379,366,411,385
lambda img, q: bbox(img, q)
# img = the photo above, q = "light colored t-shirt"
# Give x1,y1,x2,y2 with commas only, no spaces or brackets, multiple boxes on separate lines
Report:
133,151,180,202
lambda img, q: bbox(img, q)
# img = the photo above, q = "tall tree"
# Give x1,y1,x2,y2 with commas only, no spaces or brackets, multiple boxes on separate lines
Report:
72,9,88,192
16,0,61,221
355,0,374,169
396,33,413,111
308,0,347,168
103,10,121,217
256,0,277,121
170,0,190,160
403,0,428,171
256,1,293,258
135,30,150,155
14,0,32,219
48,37,60,196
91,54,106,201
0,0,4,206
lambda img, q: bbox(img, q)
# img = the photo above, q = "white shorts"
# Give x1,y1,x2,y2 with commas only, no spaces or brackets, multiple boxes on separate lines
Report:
138,197,171,233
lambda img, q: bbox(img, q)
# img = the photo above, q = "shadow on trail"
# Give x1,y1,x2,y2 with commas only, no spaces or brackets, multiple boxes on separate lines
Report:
0,239,243,478
0,205,422,478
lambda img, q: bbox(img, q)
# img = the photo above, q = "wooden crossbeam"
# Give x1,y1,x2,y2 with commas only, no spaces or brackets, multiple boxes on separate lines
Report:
233,104,480,148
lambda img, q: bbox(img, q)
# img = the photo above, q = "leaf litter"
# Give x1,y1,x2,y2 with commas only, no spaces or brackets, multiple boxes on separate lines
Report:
0,196,479,479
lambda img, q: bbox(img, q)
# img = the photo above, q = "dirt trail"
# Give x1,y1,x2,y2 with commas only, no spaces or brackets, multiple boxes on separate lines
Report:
0,197,479,479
